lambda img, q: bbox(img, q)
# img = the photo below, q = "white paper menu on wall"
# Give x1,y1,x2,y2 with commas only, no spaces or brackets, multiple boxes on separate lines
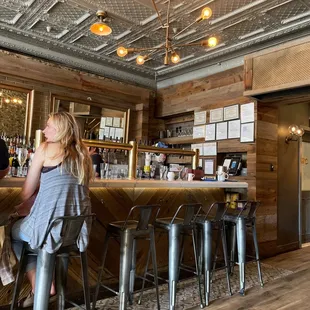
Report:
193,125,205,139
240,102,255,123
203,142,217,156
216,122,228,140
194,111,207,125
205,124,216,141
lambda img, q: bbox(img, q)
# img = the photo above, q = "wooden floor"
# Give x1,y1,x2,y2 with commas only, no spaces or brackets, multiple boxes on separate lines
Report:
190,245,310,310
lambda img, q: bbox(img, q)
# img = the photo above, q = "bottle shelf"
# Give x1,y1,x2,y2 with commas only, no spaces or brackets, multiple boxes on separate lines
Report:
156,136,204,145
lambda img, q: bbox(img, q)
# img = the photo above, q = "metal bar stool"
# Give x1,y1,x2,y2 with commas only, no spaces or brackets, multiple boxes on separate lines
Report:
10,214,95,310
92,204,161,310
224,200,263,295
196,202,232,307
139,203,203,310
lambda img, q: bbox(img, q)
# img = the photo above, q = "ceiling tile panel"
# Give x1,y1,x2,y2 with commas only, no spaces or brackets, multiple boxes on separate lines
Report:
98,0,155,23
72,35,104,50
47,1,88,24
266,1,309,21
31,20,65,37
0,6,20,24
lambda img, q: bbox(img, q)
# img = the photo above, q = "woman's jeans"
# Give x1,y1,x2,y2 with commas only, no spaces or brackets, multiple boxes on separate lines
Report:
11,219,36,272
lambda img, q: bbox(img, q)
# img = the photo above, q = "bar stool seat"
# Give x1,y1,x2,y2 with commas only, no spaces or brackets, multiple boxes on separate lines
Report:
93,204,161,310
10,214,95,310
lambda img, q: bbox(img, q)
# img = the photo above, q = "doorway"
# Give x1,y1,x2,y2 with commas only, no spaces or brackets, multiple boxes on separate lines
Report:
301,132,310,246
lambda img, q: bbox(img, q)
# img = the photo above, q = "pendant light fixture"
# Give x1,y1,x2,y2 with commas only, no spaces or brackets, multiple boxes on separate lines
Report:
90,11,112,36
115,1,218,66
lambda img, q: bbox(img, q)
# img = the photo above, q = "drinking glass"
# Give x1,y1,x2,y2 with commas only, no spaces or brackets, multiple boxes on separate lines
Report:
93,164,97,179
100,163,105,179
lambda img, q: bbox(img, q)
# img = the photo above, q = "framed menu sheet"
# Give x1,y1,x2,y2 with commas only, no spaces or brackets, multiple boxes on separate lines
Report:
113,117,121,127
240,122,255,142
193,125,205,139
204,158,216,175
106,117,113,126
203,142,217,156
205,123,216,141
216,122,228,140
224,104,239,121
194,111,207,125
228,119,241,139
209,108,223,123
240,102,255,123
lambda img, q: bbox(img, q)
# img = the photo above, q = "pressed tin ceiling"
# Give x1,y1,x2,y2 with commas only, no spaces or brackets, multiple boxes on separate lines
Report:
0,0,310,89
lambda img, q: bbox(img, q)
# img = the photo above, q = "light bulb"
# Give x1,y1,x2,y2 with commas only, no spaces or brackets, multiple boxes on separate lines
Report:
18,99,22,104
136,55,146,65
171,52,180,64
90,22,112,36
208,37,218,47
117,46,128,57
289,124,298,134
4,98,10,103
296,128,305,137
0,92,2,96
201,7,212,20
13,98,18,103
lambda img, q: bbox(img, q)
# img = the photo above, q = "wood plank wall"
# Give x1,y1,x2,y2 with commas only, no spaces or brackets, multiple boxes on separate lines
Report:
256,103,278,256
0,50,152,140
156,66,278,258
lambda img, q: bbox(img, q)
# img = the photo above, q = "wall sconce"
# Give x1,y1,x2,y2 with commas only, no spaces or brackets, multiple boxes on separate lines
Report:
285,124,305,143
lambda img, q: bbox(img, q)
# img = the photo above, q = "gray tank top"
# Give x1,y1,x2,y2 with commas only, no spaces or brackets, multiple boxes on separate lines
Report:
18,165,92,253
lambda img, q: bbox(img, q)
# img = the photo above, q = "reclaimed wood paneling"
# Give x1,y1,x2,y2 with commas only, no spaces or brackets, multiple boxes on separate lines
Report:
155,67,280,259
0,50,153,142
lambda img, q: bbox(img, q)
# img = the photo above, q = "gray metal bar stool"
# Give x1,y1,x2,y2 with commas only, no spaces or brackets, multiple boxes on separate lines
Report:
92,204,161,310
224,200,263,295
196,202,232,307
10,214,95,310
139,203,203,310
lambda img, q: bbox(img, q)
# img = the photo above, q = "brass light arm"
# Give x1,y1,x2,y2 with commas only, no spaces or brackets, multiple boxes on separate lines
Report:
173,41,209,48
151,0,165,28
172,19,200,40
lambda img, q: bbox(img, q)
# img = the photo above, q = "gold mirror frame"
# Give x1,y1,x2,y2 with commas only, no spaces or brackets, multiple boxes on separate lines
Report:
51,95,130,143
0,83,34,143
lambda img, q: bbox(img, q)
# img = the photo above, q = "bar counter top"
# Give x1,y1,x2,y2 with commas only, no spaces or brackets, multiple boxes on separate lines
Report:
0,177,248,189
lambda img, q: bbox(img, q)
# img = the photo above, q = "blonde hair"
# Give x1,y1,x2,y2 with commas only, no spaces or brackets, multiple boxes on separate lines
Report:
48,112,93,185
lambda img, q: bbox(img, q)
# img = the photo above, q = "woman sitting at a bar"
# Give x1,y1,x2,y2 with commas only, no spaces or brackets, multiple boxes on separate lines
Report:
11,111,93,307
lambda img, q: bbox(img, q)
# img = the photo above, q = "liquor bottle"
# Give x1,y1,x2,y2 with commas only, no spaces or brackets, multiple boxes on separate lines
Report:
11,154,20,176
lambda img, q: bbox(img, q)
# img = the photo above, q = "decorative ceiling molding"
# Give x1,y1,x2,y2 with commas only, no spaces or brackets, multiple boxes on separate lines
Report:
0,0,310,88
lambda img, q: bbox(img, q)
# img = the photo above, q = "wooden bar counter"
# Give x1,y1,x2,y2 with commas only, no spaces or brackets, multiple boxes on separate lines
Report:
0,178,247,307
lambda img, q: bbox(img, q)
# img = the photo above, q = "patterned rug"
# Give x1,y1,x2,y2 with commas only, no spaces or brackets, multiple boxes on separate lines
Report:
68,262,293,310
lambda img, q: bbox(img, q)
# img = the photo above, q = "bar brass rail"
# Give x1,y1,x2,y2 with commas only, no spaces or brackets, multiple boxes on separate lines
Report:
82,139,199,179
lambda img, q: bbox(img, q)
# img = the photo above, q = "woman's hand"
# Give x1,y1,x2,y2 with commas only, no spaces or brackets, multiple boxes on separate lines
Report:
22,143,45,201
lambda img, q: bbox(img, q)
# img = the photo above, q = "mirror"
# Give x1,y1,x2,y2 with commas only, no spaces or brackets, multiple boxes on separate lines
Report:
51,95,130,143
0,84,34,142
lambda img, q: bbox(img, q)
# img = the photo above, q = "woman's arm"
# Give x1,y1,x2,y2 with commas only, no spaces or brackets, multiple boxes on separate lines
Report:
22,143,46,201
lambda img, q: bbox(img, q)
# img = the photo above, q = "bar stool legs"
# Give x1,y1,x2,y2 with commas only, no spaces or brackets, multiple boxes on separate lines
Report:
56,253,69,309
81,251,92,310
203,221,231,307
10,245,27,310
137,229,160,309
93,232,110,310
34,249,56,310
168,225,181,310
119,231,133,310
236,217,246,295
252,220,264,287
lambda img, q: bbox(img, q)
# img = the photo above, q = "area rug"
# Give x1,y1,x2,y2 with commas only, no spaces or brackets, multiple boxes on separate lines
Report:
68,262,293,310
